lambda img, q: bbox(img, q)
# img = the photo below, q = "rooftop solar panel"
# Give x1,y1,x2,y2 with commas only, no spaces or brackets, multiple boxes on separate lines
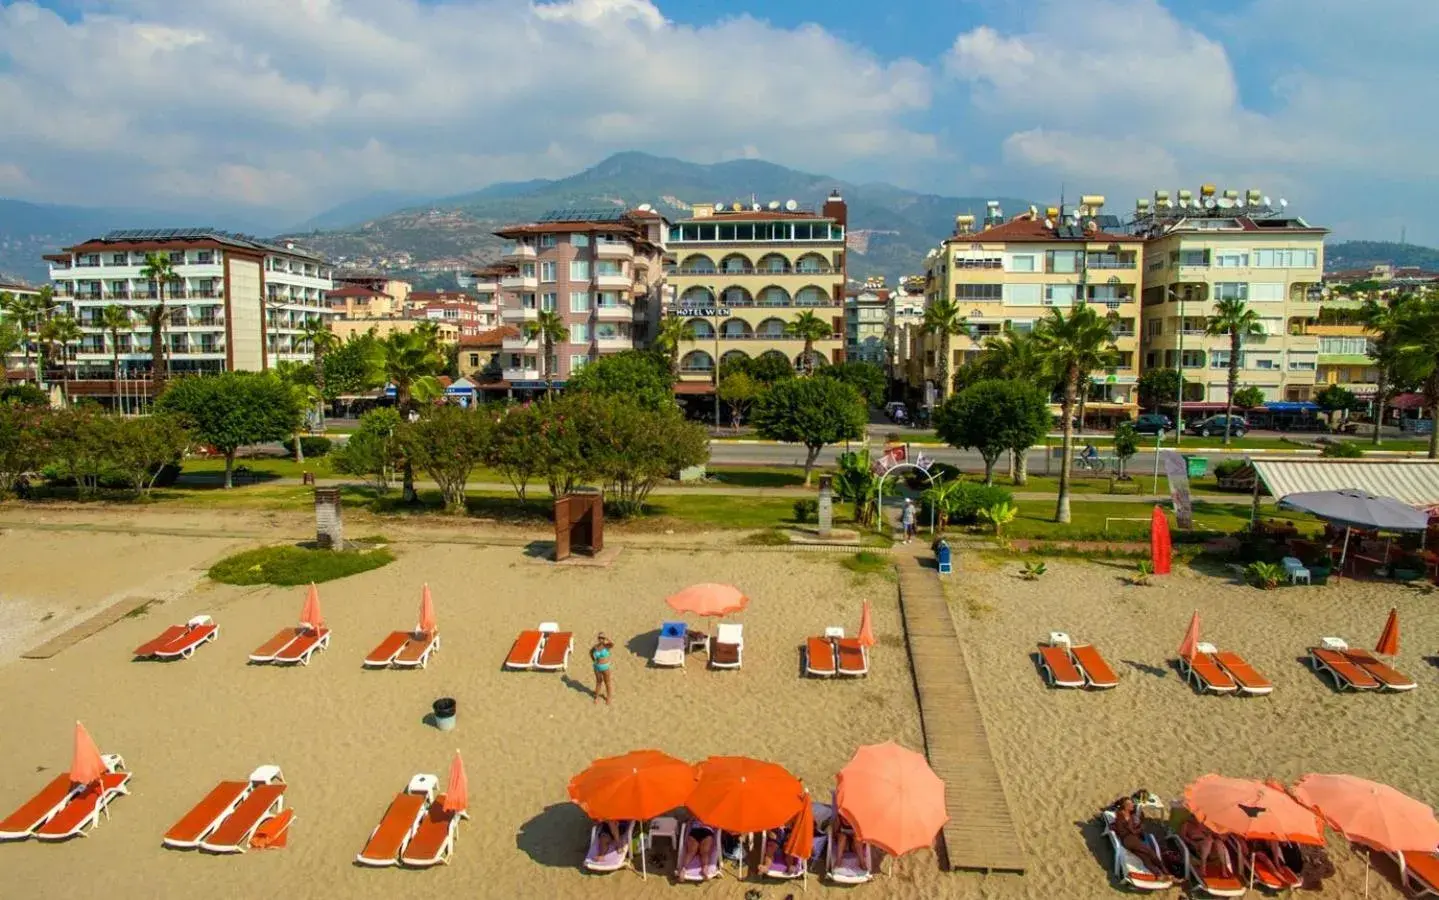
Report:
536,207,628,224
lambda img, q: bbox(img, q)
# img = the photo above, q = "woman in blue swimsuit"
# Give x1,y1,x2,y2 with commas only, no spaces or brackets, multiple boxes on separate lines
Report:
591,632,614,705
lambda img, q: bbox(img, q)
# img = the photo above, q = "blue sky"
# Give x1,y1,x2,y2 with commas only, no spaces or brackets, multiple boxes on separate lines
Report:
1,0,1435,243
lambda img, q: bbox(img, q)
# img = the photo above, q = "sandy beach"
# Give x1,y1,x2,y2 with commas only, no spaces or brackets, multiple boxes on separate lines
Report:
1,506,1437,898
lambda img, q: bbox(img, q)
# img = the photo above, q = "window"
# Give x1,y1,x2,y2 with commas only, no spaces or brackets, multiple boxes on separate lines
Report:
596,291,622,308
1146,255,1166,272
1147,319,1163,337
1214,282,1249,301
571,233,590,248
1046,250,1079,274
540,292,556,311
1044,284,1077,306
595,261,623,276
570,291,591,312
540,234,557,248
196,251,214,264
1250,357,1278,370
1289,354,1317,371
1249,282,1284,302
569,260,590,280
570,354,588,372
168,251,185,264
522,263,536,278
1214,251,1249,268
521,293,537,309
570,323,589,342
1177,250,1210,267
954,284,1002,301
1086,251,1136,269
953,255,1002,269
1008,254,1036,273
540,261,557,282
1001,283,1041,306
1253,248,1318,268
110,253,128,266
80,254,100,267
1320,336,1371,355
1181,350,1205,368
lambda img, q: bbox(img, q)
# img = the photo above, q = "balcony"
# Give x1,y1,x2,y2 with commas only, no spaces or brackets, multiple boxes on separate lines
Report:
594,304,633,321
595,241,633,260
501,274,539,291
501,244,537,262
501,334,535,351
501,307,539,323
594,273,631,291
503,366,541,381
595,336,633,352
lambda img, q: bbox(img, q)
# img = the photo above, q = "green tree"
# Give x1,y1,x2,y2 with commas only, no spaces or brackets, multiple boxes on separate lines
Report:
819,361,886,406
300,319,341,425
1,288,47,379
1232,386,1266,412
378,329,446,502
331,407,404,492
1137,367,1181,412
1034,304,1118,523
1113,422,1139,478
99,304,132,384
1395,294,1439,458
785,310,833,375
978,329,1047,383
566,349,675,411
0,319,20,371
579,395,710,517
322,332,384,400
750,377,866,485
717,371,760,426
155,372,301,488
37,313,81,402
920,297,966,403
39,405,109,496
525,310,570,397
722,352,794,385
0,401,50,495
936,379,1050,485
139,252,180,385
485,402,547,502
108,414,190,495
399,404,494,513
833,448,879,527
652,316,695,377
1362,297,1415,446
1206,297,1266,445
274,361,320,462
532,396,593,498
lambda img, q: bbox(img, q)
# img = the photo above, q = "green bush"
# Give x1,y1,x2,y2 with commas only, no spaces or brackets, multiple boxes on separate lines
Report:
1320,441,1363,459
792,498,818,523
1213,459,1246,480
928,481,1015,526
208,544,395,586
282,436,333,457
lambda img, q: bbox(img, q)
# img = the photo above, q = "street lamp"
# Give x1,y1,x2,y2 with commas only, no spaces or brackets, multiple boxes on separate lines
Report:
706,284,721,426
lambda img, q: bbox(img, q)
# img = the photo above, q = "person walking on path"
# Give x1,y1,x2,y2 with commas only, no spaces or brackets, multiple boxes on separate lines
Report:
901,498,917,544
590,632,614,705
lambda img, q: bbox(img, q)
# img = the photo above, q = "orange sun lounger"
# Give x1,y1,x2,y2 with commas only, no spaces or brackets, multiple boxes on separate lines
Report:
164,780,252,849
136,615,218,661
1343,648,1417,692
134,625,189,659
356,775,437,867
365,631,412,668
1308,645,1381,691
1179,644,1238,695
504,631,543,670
1037,645,1085,689
0,775,74,840
1212,651,1273,696
535,632,573,671
199,775,287,854
33,771,131,841
399,794,464,867
1070,644,1119,689
273,626,330,666
1396,850,1439,896
806,636,837,677
393,630,439,669
836,638,869,676
249,628,303,664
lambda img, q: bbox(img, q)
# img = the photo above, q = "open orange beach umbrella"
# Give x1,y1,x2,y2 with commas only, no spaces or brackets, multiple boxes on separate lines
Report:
418,583,437,635
1375,608,1399,657
300,583,324,631
567,750,697,822
857,599,875,648
1177,610,1200,659
439,750,468,814
665,583,749,619
688,756,804,834
69,721,106,786
836,741,948,857
1292,774,1439,853
783,792,816,862
1183,776,1324,845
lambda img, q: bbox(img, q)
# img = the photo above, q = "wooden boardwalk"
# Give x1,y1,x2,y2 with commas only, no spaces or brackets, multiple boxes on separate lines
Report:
895,552,1026,874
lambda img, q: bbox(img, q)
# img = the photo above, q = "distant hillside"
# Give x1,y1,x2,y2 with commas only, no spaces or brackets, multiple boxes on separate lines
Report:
1326,240,1439,273
278,152,1032,283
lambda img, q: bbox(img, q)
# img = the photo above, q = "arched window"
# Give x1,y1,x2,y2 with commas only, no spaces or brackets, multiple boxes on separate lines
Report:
718,253,754,275
687,318,715,339
679,286,715,308
756,254,791,275
756,318,788,337
794,286,828,306
720,350,750,367
757,286,790,307
759,349,790,366
795,253,829,274
680,350,714,372
679,254,715,275
719,286,753,307
719,318,753,338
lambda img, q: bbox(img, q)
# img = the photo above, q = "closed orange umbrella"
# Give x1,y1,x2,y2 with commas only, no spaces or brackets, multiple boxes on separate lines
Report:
857,600,875,648
439,750,468,814
69,721,106,786
299,583,323,631
688,756,803,834
783,792,816,863
665,583,749,619
418,583,437,635
836,741,948,857
1183,775,1324,844
1292,774,1439,852
568,750,696,822
1375,608,1399,657
1177,610,1200,659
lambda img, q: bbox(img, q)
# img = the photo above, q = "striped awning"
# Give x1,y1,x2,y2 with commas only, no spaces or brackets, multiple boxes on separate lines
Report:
1251,458,1439,509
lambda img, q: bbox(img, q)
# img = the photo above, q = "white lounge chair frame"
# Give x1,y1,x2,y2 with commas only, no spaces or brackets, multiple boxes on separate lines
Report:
533,625,572,672
27,754,129,843
583,820,636,874
1178,641,1239,695
274,628,330,666
675,820,723,882
1394,850,1439,897
155,615,218,660
1100,810,1172,891
399,801,466,867
826,820,874,884
198,765,285,854
355,774,436,867
392,630,441,669
1167,830,1245,897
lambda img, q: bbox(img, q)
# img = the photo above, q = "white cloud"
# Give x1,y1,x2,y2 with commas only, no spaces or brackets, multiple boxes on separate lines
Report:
0,0,934,219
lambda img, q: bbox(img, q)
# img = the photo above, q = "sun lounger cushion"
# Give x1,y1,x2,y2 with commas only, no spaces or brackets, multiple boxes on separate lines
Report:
584,821,634,872
400,795,461,867
201,783,285,852
1071,644,1119,688
1038,645,1084,688
660,621,686,639
393,632,438,668
134,625,188,658
1183,652,1237,693
505,631,543,669
1212,651,1273,695
1344,649,1417,691
1401,851,1439,895
365,631,411,668
806,637,837,676
536,632,573,670
164,781,250,848
0,775,73,838
1309,647,1380,690
250,628,300,663
837,638,868,675
710,641,741,667
33,772,130,839
676,822,722,881
154,621,217,659
358,792,428,865
274,627,328,665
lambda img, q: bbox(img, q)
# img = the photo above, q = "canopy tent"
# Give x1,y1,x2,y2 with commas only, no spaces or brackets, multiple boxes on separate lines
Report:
1278,490,1430,532
1251,459,1439,511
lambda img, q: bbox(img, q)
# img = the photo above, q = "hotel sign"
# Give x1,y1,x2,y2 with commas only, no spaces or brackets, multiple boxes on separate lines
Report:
668,307,732,317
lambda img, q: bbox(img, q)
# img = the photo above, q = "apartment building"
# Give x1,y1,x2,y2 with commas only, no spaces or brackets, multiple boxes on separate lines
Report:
887,275,925,392
667,192,848,393
914,199,1144,420
409,290,496,335
333,272,412,308
327,284,401,319
330,316,460,345
44,229,334,393
492,208,668,391
845,278,889,365
1133,187,1328,406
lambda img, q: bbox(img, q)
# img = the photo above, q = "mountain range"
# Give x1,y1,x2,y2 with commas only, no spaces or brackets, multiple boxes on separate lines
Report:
2,152,1438,287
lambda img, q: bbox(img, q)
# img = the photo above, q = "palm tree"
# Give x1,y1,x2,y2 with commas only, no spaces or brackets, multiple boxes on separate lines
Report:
921,297,966,402
0,318,20,372
139,252,179,385
1,289,46,379
524,310,569,397
38,313,82,403
785,310,832,375
99,304,132,386
274,361,321,462
1034,304,1118,524
379,330,446,502
1360,297,1412,447
979,329,1046,382
652,316,695,376
299,318,340,427
1395,294,1439,459
1205,297,1266,446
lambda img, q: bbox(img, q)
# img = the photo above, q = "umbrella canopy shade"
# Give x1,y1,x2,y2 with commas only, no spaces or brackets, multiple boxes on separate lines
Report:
688,756,804,834
836,741,949,857
1183,776,1324,845
300,583,324,630
1375,608,1400,657
665,583,749,618
1177,611,1200,660
783,793,816,862
1292,774,1439,853
418,584,437,635
567,750,697,822
1277,490,1429,532
857,600,875,648
1151,506,1172,575
69,721,106,786
439,750,468,814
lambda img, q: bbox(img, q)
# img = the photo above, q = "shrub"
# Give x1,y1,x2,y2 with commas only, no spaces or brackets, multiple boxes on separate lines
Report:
1246,561,1285,589
1320,441,1364,459
792,498,818,523
282,436,333,457
1213,459,1246,480
0,384,48,407
949,482,1015,525
1020,561,1047,580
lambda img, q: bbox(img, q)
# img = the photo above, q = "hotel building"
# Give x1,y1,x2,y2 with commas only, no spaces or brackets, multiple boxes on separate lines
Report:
666,192,848,392
845,278,889,366
915,199,1144,420
1133,188,1328,407
45,229,335,395
492,208,668,391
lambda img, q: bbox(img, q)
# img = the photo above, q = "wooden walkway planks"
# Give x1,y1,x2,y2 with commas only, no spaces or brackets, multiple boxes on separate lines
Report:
896,553,1027,874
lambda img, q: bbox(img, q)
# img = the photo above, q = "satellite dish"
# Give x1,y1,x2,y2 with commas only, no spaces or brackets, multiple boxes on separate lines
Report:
729,202,741,212
1044,218,1054,229
784,199,798,211
1279,198,1289,208
767,200,780,210
1178,198,1189,208
752,202,761,211
636,203,653,212
1216,198,1233,209
1204,198,1217,209
713,201,725,211
1262,196,1272,207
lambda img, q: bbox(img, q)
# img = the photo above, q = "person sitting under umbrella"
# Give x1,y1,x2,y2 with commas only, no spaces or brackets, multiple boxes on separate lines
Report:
1111,796,1166,874
833,810,864,865
1179,815,1233,877
758,825,793,873
679,820,717,874
595,819,631,859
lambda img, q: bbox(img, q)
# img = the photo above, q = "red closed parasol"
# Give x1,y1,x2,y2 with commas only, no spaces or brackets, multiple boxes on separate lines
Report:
1150,506,1172,575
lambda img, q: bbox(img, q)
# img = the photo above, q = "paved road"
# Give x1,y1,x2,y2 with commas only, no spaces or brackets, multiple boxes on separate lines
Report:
708,441,1289,471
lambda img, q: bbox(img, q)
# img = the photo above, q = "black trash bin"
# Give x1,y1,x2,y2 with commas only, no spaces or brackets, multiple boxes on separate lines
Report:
432,697,457,731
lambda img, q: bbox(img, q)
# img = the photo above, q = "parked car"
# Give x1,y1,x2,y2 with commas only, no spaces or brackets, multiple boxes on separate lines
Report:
1131,413,1174,435
1188,415,1249,438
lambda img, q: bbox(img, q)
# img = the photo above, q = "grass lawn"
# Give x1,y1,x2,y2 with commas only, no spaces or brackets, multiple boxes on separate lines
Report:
180,455,336,481
702,465,810,489
208,544,395,586
993,498,1317,543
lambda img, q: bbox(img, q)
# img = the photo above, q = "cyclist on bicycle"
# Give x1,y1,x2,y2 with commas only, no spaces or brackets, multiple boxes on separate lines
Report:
1082,443,1099,462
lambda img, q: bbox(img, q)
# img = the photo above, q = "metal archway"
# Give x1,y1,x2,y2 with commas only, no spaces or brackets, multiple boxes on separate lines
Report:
875,462,938,536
